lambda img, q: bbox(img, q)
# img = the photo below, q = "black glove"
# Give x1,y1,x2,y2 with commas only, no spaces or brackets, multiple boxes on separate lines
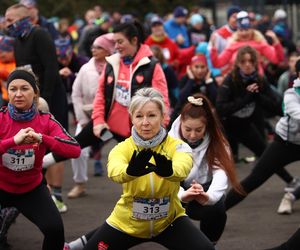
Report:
126,149,155,177
153,152,173,177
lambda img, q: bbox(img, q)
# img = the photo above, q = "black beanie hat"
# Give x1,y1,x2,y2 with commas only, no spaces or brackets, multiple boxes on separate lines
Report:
227,5,241,20
7,69,38,92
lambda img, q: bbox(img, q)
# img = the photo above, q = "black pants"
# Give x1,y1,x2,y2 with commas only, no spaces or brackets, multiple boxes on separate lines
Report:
83,217,215,250
53,120,125,162
266,228,300,250
185,196,227,242
226,135,300,210
0,181,64,250
224,118,293,184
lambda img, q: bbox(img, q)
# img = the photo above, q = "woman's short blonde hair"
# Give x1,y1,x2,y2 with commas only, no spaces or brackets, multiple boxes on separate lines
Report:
129,87,165,117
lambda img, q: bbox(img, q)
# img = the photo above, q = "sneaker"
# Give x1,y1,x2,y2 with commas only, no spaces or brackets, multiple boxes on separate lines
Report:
94,160,104,177
0,207,19,238
67,184,86,199
277,192,295,214
285,177,300,192
243,156,256,163
63,243,70,250
52,195,68,213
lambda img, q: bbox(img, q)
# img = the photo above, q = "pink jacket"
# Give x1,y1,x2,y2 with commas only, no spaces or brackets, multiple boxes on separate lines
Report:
0,109,80,193
92,44,170,138
210,31,284,75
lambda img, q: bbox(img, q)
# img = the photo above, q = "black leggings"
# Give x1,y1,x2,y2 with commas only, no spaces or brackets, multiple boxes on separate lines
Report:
83,217,215,250
0,181,64,250
185,196,227,242
224,119,293,184
226,135,300,210
53,120,125,162
266,227,300,250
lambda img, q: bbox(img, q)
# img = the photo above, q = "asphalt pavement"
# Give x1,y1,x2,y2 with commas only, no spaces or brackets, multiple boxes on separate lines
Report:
8,139,300,250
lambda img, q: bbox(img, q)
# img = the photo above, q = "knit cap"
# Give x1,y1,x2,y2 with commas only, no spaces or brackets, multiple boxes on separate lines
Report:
274,9,287,20
236,11,251,29
93,33,115,55
173,6,188,18
227,5,241,20
190,14,203,26
190,54,207,66
19,0,36,8
150,16,163,26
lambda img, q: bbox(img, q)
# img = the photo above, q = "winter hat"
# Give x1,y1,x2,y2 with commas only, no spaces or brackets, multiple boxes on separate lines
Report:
0,36,15,52
190,14,203,26
54,38,73,59
173,6,188,18
236,11,251,29
190,54,207,66
227,5,241,20
19,0,36,8
150,16,163,26
7,69,38,92
274,9,287,20
120,14,134,24
93,33,115,55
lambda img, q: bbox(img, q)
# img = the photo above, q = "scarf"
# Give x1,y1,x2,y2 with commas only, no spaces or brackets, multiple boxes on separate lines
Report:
131,126,167,148
183,138,204,149
7,16,33,38
151,34,166,43
239,69,258,83
8,103,37,121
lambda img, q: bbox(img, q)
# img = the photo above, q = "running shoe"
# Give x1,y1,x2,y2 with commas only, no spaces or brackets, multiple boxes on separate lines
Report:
52,195,68,213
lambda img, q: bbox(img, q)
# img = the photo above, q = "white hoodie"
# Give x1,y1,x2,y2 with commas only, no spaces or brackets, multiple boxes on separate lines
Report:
169,116,228,205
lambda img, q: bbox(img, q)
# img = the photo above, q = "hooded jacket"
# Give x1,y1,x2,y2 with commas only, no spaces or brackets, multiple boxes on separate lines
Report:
106,135,192,238
276,78,300,145
169,116,228,205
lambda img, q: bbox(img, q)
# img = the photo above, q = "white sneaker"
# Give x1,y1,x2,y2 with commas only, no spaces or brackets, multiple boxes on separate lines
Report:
277,193,295,214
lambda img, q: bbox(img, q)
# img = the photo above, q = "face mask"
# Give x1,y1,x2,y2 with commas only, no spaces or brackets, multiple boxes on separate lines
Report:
7,16,32,38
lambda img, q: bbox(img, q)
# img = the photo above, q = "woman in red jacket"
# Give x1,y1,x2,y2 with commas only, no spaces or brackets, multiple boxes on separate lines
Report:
0,69,80,250
210,11,284,76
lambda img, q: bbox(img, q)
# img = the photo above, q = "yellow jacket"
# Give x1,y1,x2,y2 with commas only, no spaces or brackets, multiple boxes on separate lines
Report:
106,135,193,238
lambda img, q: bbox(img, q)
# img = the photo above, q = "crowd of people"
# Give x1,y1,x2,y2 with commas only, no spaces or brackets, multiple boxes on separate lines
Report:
0,0,299,249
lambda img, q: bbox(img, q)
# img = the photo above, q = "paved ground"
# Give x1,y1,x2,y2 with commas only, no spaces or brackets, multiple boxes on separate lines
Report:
8,139,300,250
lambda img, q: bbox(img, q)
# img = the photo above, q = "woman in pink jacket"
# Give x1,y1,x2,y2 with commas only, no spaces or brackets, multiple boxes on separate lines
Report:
210,11,284,76
42,21,170,172
0,69,80,250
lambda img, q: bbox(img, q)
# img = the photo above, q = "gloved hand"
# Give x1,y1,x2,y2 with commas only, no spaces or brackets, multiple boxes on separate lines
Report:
126,149,155,177
153,152,173,177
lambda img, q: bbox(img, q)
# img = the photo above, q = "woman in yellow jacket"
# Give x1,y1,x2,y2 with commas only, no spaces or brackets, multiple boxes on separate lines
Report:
65,87,215,250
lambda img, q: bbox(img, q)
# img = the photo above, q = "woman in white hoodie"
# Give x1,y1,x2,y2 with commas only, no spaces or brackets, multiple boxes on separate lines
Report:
168,93,242,244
